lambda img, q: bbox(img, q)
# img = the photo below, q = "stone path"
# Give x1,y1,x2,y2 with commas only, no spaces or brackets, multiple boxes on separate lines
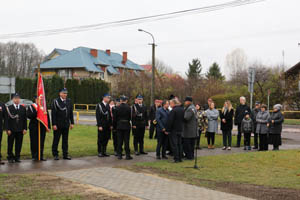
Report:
55,167,253,200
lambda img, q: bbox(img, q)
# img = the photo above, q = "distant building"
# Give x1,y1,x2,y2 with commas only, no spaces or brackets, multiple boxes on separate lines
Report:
39,47,144,86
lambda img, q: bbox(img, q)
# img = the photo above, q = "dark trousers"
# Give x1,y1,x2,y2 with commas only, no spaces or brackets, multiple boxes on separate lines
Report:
254,133,258,148
206,132,215,145
244,132,251,146
30,127,46,159
7,131,23,160
259,134,268,151
183,138,195,159
0,130,2,159
133,127,145,153
52,127,69,157
117,129,130,156
149,121,156,139
97,127,110,154
112,130,118,152
156,131,168,157
169,133,183,161
222,130,232,147
237,124,243,147
196,130,202,148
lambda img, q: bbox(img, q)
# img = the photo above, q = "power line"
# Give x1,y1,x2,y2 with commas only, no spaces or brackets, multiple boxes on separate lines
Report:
0,0,266,40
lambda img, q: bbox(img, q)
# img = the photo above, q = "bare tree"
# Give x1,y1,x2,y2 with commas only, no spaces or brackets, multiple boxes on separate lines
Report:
225,48,248,81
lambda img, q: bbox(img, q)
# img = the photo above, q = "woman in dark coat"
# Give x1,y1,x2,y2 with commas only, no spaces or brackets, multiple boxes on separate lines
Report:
220,100,234,150
268,104,284,150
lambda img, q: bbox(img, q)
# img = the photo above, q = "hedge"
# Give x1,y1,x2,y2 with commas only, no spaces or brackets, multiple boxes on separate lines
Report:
0,75,109,105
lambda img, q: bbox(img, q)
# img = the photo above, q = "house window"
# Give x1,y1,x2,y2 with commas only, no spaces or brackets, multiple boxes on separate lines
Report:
100,72,104,80
58,69,72,79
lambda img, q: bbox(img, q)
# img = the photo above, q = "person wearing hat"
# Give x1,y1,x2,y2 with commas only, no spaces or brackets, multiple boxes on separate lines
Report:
0,101,7,165
251,101,261,149
182,96,198,160
113,95,133,160
96,93,112,157
5,93,27,163
51,88,74,160
132,94,149,155
268,104,284,150
27,96,51,161
255,104,270,151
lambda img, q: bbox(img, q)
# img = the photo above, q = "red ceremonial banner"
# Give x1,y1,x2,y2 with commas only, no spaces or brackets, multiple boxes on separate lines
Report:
37,73,49,130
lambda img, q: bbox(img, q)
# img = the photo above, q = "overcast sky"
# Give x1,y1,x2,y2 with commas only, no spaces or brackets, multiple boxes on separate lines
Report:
1,0,299,76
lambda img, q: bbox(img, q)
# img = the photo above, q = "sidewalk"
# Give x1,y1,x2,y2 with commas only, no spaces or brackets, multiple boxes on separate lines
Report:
55,167,253,200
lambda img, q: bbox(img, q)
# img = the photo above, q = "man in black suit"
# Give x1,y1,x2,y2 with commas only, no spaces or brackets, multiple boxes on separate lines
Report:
166,98,185,163
51,88,74,160
114,96,133,160
96,94,112,157
0,101,6,165
6,93,27,163
111,98,121,156
132,94,149,155
27,96,51,161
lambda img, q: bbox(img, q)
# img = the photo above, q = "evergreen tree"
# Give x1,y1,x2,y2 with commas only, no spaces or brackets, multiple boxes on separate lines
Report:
206,62,225,81
186,58,202,81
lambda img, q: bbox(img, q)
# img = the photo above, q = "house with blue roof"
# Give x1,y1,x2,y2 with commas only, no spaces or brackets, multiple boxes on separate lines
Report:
40,47,144,85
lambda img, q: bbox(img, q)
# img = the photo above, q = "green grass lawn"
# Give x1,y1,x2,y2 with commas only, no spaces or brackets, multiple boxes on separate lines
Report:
284,119,300,125
0,124,237,159
131,150,300,190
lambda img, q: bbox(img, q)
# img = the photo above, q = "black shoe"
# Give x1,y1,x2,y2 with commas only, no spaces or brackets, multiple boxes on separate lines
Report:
8,159,14,163
54,156,60,160
15,159,21,163
103,153,110,157
114,152,118,156
140,152,148,155
125,156,133,160
32,158,38,161
118,156,123,160
236,145,240,148
156,156,161,160
244,147,247,150
196,146,202,150
162,156,168,159
173,160,180,163
63,156,72,160
40,158,47,161
98,153,104,157
179,159,183,162
0,160,5,165
135,152,140,156
253,146,258,149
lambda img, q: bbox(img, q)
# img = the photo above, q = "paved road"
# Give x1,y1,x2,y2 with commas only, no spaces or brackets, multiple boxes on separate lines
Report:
55,167,253,200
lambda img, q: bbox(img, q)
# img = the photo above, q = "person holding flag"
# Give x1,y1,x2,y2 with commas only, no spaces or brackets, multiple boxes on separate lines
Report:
27,96,50,161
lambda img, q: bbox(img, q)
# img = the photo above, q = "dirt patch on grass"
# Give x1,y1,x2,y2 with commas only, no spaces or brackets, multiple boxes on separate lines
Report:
128,166,300,200
0,174,138,200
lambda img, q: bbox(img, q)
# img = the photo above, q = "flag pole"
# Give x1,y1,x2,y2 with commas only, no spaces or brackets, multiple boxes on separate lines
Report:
38,64,41,161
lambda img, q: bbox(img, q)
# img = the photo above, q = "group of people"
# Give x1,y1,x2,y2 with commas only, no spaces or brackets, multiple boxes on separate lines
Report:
0,88,285,165
0,88,74,164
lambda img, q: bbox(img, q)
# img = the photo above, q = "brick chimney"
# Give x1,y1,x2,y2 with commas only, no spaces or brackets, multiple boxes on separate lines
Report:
90,49,98,57
106,49,111,56
122,52,128,64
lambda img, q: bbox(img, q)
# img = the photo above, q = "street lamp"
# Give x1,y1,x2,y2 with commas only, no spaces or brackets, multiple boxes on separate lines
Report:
138,29,156,106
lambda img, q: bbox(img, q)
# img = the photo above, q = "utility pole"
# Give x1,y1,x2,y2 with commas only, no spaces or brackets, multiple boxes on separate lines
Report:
248,67,255,110
138,29,156,106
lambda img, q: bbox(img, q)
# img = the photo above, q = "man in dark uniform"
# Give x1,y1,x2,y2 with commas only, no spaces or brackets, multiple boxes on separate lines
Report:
149,100,161,139
0,101,6,165
111,98,121,156
51,88,74,160
96,94,112,157
27,96,51,161
132,94,149,155
6,93,27,163
113,95,133,160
